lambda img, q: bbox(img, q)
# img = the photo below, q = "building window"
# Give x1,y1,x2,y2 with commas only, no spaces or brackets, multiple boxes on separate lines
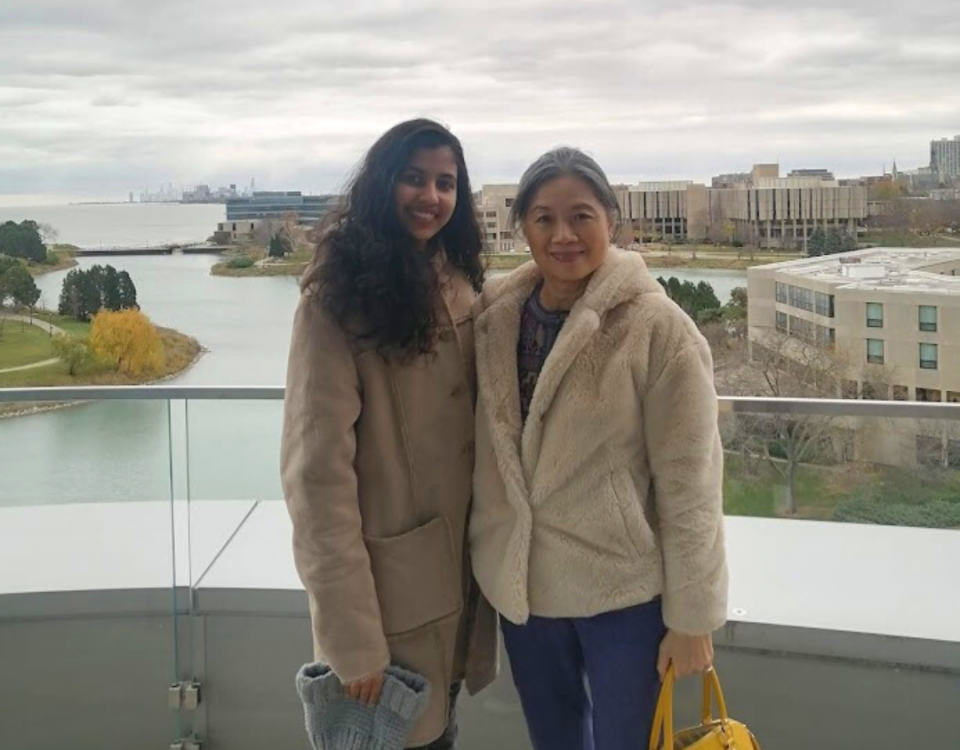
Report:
949,439,960,468
841,380,859,399
866,338,884,365
919,305,938,332
776,311,788,332
776,283,787,303
917,387,942,402
861,382,887,400
916,435,944,468
788,285,814,312
893,385,909,401
789,315,814,342
866,302,883,328
813,324,835,347
815,291,835,318
920,343,938,370
505,198,514,208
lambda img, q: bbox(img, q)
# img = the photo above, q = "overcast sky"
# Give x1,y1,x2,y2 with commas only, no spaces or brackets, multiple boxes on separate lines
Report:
1,0,959,204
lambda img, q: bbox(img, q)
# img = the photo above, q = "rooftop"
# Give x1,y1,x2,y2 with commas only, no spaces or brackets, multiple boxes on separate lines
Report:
754,247,960,295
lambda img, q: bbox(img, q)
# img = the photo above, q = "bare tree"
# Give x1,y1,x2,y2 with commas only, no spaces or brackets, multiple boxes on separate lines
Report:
724,330,852,515
38,223,59,245
251,219,279,247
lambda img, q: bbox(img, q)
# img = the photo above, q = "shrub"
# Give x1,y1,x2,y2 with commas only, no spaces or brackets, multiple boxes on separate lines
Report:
226,256,255,269
89,308,164,377
834,497,960,529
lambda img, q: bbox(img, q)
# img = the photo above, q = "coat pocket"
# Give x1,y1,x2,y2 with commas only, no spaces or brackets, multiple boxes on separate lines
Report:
364,516,464,637
609,471,658,558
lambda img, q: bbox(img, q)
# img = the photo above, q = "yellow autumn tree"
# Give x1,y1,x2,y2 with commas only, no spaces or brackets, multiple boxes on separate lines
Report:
89,308,164,377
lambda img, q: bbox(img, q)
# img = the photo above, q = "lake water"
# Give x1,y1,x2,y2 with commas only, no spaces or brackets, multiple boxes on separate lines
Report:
0,202,225,247
0,205,745,507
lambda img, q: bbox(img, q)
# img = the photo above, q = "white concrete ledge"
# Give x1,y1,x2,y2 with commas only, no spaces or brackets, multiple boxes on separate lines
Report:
2,502,958,670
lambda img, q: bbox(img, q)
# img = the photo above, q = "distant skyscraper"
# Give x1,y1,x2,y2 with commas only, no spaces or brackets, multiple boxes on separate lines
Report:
930,136,960,179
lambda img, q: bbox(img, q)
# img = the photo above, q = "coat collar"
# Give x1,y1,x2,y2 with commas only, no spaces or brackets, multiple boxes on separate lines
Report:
476,249,663,484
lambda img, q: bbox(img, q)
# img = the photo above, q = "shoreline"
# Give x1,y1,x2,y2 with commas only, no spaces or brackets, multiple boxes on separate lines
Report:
0,328,206,420
209,250,777,278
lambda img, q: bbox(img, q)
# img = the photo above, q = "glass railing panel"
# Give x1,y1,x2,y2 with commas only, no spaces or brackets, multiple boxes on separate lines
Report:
0,393,183,744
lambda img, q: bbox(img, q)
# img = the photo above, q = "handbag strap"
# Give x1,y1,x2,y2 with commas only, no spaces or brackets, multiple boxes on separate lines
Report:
650,665,732,750
701,668,730,724
649,665,675,750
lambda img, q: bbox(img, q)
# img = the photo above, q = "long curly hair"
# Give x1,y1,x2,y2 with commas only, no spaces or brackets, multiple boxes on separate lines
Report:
304,119,485,356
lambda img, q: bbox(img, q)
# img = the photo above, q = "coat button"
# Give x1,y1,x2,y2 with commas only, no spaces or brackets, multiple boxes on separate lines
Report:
451,383,464,398
463,440,475,457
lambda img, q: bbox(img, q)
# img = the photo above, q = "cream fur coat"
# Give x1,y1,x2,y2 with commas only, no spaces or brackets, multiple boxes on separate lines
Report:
470,249,728,636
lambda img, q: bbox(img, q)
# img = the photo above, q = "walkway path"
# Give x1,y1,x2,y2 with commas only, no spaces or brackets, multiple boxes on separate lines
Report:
0,358,59,375
0,314,67,374
0,314,67,337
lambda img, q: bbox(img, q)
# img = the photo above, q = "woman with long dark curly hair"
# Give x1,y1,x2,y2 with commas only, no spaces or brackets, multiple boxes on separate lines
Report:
281,119,498,749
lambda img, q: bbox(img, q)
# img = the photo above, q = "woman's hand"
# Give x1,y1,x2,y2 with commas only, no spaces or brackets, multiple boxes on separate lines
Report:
657,630,714,681
343,671,385,705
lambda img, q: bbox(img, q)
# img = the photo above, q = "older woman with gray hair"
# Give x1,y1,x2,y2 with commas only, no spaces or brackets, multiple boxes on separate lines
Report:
469,147,728,750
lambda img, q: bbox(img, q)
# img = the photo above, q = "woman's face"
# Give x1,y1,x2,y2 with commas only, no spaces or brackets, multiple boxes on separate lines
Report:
522,175,612,285
393,146,458,249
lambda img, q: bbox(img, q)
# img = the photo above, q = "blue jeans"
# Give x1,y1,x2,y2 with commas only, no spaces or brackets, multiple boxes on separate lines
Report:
501,598,666,750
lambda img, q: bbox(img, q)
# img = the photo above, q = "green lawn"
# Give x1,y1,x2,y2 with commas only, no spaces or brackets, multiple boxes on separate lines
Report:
32,311,92,337
860,232,960,248
723,453,960,526
0,322,55,370
723,453,839,519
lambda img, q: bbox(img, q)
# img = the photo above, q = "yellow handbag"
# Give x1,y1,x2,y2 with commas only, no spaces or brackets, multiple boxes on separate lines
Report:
649,665,761,750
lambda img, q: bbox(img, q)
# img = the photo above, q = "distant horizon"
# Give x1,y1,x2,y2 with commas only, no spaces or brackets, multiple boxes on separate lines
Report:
0,152,936,210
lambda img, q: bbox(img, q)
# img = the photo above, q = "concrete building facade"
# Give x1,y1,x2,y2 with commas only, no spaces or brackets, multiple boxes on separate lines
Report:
477,166,868,252
475,184,524,253
712,177,867,249
613,165,869,248
615,182,708,243
748,248,960,467
215,220,260,241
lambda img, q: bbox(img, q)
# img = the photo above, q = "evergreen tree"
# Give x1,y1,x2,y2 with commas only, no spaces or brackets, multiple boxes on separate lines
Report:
103,265,122,311
117,270,138,309
808,228,827,256
268,235,286,258
2,264,40,308
0,220,47,263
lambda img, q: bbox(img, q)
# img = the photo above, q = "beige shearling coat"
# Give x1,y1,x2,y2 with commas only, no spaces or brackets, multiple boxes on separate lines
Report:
281,262,498,747
470,249,728,636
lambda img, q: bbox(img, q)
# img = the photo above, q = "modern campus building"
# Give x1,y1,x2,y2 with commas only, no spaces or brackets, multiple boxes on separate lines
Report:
215,191,340,242
748,247,960,467
224,192,338,224
477,164,870,251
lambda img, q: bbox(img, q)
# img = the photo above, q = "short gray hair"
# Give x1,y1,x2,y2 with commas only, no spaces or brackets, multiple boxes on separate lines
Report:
509,147,622,239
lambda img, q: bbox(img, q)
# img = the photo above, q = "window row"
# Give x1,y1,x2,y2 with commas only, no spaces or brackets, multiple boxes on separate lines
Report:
776,312,834,345
776,282,834,317
866,303,939,333
864,339,939,370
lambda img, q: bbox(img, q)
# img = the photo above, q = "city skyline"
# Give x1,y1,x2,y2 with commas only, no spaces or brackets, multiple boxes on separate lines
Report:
1,0,959,206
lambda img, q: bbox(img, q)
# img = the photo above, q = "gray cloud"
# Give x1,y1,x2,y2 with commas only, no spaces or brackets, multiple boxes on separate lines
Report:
1,0,958,200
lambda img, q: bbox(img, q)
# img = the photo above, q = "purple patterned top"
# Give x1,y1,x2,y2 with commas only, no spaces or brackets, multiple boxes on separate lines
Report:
517,283,569,423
